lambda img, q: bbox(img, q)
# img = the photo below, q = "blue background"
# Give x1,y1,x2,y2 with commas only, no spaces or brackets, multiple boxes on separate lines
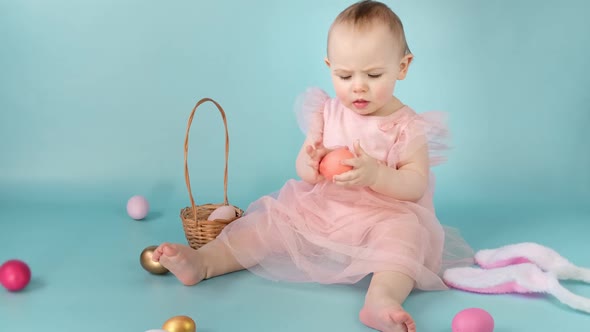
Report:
1,0,589,331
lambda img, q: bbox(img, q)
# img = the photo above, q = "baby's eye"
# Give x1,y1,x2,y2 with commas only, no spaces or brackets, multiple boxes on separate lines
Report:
368,74,382,78
339,75,352,80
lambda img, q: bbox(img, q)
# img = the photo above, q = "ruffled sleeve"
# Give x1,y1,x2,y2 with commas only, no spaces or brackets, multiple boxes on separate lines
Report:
293,87,330,140
386,111,451,168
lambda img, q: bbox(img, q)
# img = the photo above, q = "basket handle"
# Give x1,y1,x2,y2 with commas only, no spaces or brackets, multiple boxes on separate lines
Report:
184,98,230,222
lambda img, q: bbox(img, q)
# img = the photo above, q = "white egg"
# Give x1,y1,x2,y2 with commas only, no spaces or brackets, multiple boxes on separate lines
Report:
207,205,237,221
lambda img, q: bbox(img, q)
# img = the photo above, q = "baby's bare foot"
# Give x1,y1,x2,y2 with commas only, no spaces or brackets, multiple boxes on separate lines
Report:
152,243,206,286
359,295,416,332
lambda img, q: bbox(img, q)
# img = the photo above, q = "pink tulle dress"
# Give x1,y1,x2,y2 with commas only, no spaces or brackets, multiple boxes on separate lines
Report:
216,87,474,290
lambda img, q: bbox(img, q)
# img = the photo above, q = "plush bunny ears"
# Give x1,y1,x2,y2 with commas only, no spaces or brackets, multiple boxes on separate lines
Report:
474,242,590,282
443,242,590,314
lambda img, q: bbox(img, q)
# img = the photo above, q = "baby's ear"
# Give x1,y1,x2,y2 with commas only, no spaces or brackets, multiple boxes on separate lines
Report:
397,54,414,80
324,57,331,67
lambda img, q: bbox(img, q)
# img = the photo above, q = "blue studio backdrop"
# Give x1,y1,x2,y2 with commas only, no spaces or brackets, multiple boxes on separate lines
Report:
1,1,589,208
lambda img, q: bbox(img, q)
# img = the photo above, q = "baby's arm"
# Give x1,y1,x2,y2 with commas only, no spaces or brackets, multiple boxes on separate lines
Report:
370,143,429,202
332,138,430,202
296,136,329,184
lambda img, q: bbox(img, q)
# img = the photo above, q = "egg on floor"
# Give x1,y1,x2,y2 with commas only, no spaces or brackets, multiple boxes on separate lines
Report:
127,195,150,220
140,245,169,275
452,307,494,332
162,315,197,332
0,259,32,292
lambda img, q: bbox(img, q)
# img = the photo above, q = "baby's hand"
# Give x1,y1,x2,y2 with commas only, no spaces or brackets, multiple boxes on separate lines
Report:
332,140,380,187
306,139,330,179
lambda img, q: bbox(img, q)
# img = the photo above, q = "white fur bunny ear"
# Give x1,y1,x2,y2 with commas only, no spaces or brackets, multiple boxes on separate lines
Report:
474,242,590,283
443,263,590,315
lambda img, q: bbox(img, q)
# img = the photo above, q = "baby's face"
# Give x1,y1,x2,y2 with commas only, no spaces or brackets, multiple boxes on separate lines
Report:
326,22,408,116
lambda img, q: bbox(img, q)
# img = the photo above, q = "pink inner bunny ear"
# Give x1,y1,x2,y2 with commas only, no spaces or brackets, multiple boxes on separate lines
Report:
443,263,552,294
474,242,590,282
444,263,590,315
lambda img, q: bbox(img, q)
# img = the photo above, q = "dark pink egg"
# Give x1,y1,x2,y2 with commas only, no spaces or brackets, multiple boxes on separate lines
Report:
0,259,32,292
452,308,494,332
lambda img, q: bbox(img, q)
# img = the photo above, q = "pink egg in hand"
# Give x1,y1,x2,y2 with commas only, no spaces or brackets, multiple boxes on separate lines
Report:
127,195,150,220
452,308,494,332
0,259,31,292
319,147,354,181
207,205,237,221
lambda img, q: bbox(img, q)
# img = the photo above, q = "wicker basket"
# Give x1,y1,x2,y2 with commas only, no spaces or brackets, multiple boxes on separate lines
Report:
180,97,244,249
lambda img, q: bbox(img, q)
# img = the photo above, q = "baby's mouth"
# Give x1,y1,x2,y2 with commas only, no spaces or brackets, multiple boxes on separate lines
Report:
353,99,369,109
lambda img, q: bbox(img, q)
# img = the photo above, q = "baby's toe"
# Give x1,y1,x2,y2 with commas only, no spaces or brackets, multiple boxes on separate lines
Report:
151,243,168,261
162,243,179,257
392,311,415,332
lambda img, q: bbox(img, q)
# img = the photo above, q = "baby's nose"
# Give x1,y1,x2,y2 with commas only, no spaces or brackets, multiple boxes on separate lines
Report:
352,82,367,93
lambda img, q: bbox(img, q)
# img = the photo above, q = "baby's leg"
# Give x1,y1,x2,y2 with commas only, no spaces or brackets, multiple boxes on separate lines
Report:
359,271,416,332
152,221,271,286
151,238,245,286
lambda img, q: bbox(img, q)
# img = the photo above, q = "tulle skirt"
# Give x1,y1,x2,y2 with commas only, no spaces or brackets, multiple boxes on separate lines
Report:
216,178,474,291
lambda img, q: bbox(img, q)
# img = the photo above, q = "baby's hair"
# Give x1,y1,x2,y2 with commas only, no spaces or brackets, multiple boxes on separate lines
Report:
329,0,411,56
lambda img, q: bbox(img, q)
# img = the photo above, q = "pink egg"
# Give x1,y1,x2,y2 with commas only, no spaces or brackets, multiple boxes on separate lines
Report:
207,205,237,221
319,147,354,181
127,195,150,220
0,259,31,292
452,308,494,332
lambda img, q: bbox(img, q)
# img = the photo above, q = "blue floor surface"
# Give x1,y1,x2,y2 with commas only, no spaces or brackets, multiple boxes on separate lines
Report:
1,190,589,331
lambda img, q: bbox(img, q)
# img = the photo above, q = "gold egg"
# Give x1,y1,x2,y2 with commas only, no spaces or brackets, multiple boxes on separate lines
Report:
162,315,196,332
140,245,169,275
